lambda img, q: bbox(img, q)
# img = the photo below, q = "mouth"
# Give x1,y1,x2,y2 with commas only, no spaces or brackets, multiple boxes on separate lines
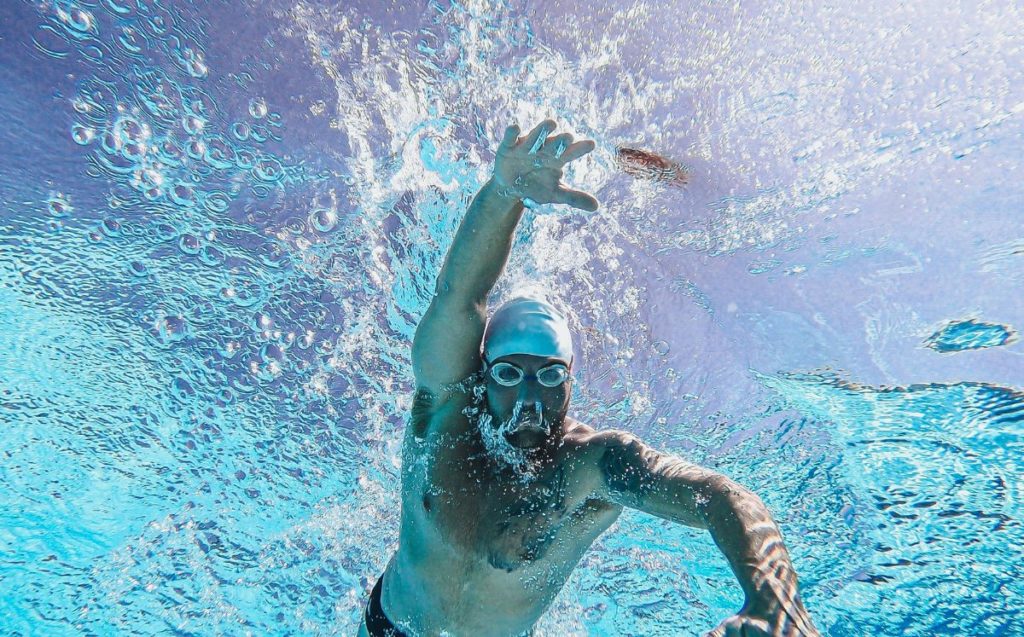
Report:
500,401,549,447
505,415,547,447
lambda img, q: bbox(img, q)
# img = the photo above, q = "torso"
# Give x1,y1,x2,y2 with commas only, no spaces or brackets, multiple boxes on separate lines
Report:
378,387,622,636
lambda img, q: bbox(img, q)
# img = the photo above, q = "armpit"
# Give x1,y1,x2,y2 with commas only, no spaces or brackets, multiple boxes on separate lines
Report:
410,387,436,438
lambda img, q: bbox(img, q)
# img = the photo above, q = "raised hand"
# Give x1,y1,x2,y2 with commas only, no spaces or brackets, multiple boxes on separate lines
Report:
491,119,599,212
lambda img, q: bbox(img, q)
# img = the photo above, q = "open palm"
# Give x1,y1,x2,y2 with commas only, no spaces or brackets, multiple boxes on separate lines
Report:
492,119,599,212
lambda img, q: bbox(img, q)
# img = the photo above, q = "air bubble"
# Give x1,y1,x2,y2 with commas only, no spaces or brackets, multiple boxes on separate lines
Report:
47,194,72,217
198,245,225,266
204,136,235,169
170,376,196,403
132,167,163,190
249,126,269,143
71,124,96,145
114,116,149,144
153,222,177,242
129,261,148,276
185,56,208,78
253,313,274,331
310,208,338,232
102,218,122,237
185,138,206,160
156,138,184,165
203,191,230,214
236,149,256,169
253,157,283,182
170,182,195,206
183,114,204,134
260,343,285,363
59,7,96,36
249,98,268,119
231,122,251,141
155,315,188,345
179,233,201,255
122,140,146,161
118,26,145,54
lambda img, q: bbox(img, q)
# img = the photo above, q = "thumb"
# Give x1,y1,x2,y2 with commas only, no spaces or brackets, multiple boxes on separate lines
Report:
553,186,599,212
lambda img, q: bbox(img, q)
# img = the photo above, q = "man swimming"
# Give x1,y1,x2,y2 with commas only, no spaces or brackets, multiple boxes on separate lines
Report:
359,120,820,637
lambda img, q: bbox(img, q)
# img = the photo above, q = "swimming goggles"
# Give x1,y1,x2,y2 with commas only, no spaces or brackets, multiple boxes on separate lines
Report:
486,361,571,388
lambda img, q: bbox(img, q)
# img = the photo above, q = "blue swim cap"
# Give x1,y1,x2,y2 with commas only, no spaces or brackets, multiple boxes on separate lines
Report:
482,297,574,367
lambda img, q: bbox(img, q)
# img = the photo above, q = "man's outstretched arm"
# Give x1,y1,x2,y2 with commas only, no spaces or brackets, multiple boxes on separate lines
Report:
593,431,820,637
411,120,598,404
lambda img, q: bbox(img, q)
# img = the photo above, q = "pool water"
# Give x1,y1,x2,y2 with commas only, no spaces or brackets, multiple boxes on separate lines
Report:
1,0,1022,635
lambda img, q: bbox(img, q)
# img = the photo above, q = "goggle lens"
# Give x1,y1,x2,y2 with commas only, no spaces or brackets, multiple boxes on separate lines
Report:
489,362,569,387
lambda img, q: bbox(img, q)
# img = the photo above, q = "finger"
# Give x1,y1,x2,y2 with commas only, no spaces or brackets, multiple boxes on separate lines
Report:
522,119,557,153
499,124,520,150
554,185,599,212
541,133,574,159
557,139,596,164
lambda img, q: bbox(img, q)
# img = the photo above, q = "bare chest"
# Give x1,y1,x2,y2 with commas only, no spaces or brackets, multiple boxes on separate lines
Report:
411,439,610,572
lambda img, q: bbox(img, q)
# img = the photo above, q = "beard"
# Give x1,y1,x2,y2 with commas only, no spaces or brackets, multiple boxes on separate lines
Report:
476,400,550,482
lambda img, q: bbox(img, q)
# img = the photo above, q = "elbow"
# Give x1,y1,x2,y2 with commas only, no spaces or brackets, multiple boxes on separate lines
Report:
701,474,763,520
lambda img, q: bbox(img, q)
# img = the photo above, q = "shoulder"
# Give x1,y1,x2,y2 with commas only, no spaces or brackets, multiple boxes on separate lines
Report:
563,419,643,451
561,421,648,470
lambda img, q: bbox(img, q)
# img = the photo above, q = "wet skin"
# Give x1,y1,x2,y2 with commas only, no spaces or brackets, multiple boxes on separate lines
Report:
357,354,629,637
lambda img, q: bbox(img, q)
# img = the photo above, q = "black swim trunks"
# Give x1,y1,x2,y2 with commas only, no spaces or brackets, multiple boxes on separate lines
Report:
364,575,408,637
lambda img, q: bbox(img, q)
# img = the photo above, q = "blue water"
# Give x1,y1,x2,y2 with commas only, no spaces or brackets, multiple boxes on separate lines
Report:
1,0,1022,635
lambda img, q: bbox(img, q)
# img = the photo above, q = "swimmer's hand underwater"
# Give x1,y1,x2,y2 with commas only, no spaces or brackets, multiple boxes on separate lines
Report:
491,119,600,211
706,588,819,637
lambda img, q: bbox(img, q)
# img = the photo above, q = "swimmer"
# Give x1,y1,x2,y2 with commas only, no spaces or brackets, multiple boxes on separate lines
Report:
359,120,819,637
616,145,689,186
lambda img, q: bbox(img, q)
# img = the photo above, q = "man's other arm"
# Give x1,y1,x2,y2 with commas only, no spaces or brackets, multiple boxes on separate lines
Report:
592,430,820,637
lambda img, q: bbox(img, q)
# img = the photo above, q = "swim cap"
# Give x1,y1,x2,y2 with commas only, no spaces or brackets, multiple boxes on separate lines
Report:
482,297,574,366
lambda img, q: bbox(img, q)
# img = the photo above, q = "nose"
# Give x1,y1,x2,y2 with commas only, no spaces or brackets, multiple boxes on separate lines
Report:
516,379,542,404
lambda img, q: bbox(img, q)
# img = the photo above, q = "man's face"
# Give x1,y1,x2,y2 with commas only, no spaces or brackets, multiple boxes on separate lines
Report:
483,353,573,451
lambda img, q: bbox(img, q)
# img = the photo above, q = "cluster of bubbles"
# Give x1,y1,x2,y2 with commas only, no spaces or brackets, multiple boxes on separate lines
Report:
31,0,345,405
34,0,296,225
71,77,287,212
